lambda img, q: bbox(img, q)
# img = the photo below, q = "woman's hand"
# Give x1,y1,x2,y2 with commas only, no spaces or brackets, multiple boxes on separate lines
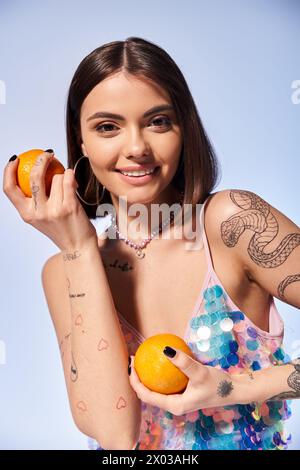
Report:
129,348,252,416
3,151,98,251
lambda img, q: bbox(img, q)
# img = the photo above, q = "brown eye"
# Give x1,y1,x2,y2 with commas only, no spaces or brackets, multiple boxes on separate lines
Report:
95,123,118,133
151,116,171,127
94,115,171,134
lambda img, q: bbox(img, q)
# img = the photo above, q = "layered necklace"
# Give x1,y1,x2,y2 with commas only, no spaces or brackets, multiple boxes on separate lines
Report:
110,191,184,259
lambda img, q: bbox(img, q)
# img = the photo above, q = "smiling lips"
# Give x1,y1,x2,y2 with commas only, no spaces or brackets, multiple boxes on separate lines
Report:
116,166,160,184
119,168,156,177
115,164,158,173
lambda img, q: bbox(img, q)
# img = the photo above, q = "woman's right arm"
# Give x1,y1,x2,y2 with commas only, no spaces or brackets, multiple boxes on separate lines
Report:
3,151,141,450
42,240,141,450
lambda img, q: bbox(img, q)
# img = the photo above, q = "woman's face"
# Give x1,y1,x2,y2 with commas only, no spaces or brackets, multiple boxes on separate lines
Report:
80,71,183,206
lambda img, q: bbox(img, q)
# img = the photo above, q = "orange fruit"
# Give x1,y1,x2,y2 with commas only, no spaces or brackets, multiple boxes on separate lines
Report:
134,333,194,395
16,148,65,197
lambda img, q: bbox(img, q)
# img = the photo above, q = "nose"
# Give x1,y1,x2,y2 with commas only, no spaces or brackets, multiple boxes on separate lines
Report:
123,127,150,159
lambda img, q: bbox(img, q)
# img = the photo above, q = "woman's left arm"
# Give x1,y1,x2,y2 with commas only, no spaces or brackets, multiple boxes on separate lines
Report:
217,189,300,309
129,352,300,416
129,189,300,414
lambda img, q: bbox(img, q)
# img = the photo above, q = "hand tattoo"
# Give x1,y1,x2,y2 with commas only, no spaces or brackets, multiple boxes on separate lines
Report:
33,156,44,166
217,379,234,398
31,183,39,210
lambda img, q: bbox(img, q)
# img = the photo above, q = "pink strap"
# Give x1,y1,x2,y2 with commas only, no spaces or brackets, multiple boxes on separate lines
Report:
201,197,214,272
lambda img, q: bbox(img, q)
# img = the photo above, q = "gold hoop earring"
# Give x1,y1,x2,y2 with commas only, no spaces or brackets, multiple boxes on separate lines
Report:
73,155,106,206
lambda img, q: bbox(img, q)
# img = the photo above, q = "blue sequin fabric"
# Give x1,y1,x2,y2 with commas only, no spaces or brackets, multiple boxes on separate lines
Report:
90,201,292,450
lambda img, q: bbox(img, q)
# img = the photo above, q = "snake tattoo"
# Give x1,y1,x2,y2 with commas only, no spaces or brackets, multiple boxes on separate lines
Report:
278,274,300,299
221,190,300,300
269,358,300,400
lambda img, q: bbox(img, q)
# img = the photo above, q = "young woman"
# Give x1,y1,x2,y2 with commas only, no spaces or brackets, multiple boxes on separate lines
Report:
3,37,300,451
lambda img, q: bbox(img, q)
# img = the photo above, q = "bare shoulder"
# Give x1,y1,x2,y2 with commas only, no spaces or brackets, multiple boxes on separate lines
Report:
203,189,240,240
203,188,253,222
204,187,268,240
204,186,299,248
203,188,259,274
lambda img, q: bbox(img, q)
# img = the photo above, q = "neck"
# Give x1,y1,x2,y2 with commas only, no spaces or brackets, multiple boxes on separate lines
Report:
109,186,183,242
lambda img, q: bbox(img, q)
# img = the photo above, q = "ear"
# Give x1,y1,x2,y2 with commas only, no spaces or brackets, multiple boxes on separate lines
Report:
81,142,87,156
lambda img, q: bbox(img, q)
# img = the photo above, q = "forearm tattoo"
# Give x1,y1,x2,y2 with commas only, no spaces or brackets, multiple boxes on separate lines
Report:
75,314,83,326
221,190,300,268
71,352,78,382
63,251,81,262
217,379,234,398
69,292,86,299
75,314,86,334
116,396,127,410
278,274,300,299
76,401,87,412
66,276,86,299
269,358,300,400
98,338,109,351
59,332,71,359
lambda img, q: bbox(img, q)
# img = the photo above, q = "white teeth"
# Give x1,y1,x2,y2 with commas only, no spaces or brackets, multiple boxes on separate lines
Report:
120,168,156,177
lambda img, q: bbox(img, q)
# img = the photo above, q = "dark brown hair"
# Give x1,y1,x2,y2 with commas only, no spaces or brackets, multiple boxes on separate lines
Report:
66,36,220,219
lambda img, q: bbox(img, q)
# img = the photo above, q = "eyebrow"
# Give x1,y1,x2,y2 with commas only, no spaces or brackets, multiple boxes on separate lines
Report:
86,104,175,122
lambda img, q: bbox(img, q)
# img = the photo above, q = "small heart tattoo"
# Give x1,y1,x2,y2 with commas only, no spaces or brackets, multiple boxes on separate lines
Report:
75,314,83,326
97,338,109,351
116,396,127,410
76,401,87,412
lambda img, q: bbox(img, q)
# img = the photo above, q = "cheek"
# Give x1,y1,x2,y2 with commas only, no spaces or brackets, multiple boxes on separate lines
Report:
89,158,113,175
162,129,182,157
162,141,182,169
81,127,117,155
83,140,119,169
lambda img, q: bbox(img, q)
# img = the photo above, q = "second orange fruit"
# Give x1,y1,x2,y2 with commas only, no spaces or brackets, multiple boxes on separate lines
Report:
16,149,65,197
134,333,194,395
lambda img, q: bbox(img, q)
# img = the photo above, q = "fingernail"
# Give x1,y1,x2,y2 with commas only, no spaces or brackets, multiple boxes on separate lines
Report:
8,155,17,162
163,346,176,358
45,149,54,153
128,365,131,376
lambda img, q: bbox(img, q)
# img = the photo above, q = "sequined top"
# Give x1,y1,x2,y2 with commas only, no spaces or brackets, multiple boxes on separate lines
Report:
89,197,292,451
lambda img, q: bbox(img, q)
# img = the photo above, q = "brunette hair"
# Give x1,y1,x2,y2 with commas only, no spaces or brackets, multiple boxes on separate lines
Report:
66,36,220,219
